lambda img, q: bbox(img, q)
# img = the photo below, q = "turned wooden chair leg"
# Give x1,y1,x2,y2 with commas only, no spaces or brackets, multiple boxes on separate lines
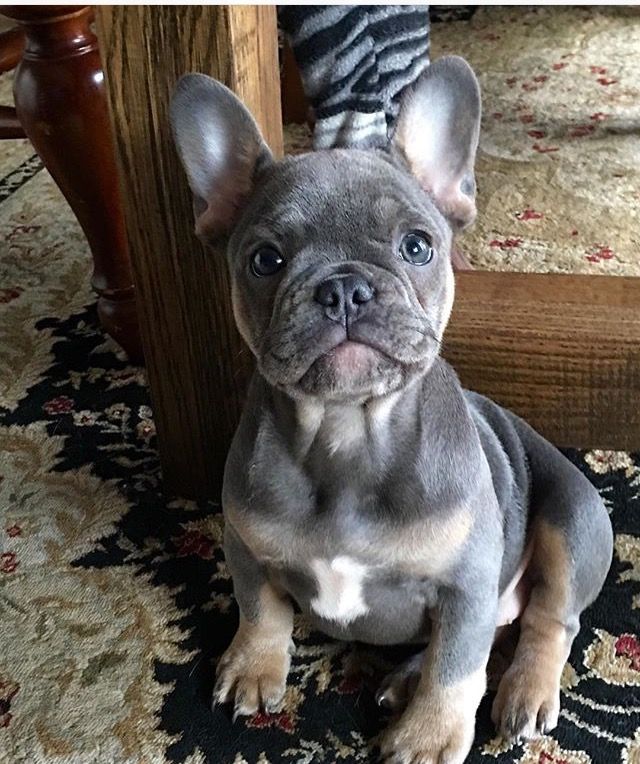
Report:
2,6,142,362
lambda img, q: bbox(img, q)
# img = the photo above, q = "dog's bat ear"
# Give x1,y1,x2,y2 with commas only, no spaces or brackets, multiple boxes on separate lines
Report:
170,74,273,241
391,56,481,231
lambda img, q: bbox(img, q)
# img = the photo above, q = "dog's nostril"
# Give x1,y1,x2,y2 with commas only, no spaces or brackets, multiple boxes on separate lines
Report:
352,284,374,305
345,275,374,306
314,280,342,308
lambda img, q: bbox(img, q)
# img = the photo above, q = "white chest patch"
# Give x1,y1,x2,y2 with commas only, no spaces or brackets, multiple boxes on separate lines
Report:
310,556,369,624
321,406,366,456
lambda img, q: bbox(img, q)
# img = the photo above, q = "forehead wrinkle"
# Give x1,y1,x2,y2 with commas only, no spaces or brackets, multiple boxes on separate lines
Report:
260,198,309,229
241,149,452,251
235,197,311,253
375,193,426,227
372,193,446,251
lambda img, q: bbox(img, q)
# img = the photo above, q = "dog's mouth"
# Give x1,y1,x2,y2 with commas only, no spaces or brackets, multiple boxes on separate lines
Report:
321,339,383,370
293,335,405,400
260,313,441,401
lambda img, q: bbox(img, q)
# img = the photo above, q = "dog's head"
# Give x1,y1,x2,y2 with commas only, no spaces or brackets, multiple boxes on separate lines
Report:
171,57,481,403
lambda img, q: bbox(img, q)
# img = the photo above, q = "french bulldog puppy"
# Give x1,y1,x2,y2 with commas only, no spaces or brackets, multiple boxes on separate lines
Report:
171,57,613,764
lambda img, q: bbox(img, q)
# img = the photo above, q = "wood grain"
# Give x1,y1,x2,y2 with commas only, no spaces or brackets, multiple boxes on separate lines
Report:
94,7,282,498
445,271,640,449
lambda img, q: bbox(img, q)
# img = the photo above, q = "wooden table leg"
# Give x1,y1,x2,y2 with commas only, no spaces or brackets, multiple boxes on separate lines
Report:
94,6,283,498
3,6,142,362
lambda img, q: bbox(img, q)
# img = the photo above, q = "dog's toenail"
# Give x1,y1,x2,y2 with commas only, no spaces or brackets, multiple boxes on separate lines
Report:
376,691,393,709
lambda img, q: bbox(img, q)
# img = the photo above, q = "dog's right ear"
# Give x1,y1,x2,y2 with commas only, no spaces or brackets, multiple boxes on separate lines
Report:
170,74,273,241
391,56,481,231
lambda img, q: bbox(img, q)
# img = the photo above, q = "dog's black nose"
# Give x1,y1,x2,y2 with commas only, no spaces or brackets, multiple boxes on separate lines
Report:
314,274,374,323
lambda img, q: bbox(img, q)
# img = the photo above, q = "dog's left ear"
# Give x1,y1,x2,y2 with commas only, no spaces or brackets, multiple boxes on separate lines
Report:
391,56,481,230
170,73,273,241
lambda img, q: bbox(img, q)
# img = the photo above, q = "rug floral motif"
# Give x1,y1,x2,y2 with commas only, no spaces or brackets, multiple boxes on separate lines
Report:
1,7,640,764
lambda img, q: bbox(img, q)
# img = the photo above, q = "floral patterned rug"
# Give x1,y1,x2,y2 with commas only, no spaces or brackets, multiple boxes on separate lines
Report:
1,7,640,764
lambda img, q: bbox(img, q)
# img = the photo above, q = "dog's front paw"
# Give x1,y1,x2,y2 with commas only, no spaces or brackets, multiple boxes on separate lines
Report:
212,637,293,719
380,702,475,764
380,668,485,764
491,663,560,741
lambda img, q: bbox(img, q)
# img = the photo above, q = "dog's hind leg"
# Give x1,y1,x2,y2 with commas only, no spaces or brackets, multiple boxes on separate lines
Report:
491,518,577,738
492,421,613,740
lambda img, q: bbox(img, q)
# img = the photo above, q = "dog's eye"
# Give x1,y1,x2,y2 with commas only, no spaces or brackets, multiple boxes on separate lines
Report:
399,231,435,266
251,246,285,277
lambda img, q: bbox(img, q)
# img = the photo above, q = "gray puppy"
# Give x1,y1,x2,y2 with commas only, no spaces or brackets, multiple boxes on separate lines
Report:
171,57,613,764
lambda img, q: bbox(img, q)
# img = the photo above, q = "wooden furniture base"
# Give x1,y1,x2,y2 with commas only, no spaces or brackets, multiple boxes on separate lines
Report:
445,272,640,450
2,6,142,361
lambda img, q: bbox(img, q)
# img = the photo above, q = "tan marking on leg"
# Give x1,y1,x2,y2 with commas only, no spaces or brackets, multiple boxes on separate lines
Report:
381,666,486,764
492,519,574,740
382,609,488,763
387,506,474,578
213,582,294,718
225,502,293,565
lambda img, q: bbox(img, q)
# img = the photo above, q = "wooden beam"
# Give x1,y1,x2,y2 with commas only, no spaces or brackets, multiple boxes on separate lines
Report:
444,271,640,450
94,6,283,498
0,104,24,139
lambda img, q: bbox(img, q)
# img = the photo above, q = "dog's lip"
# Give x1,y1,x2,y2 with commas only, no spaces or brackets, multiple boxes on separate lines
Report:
326,340,377,361
341,332,397,362
274,328,403,387
316,331,399,367
292,338,380,383
316,338,389,372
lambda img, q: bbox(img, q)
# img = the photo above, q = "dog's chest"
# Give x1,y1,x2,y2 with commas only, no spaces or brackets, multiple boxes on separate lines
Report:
236,479,472,639
230,399,474,641
269,528,438,643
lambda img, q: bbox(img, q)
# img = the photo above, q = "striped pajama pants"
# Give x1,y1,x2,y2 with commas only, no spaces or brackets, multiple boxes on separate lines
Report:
278,5,431,150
